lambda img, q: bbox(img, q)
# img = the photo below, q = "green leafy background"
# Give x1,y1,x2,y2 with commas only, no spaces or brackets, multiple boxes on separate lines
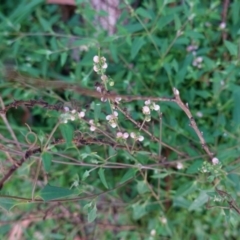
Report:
0,0,240,239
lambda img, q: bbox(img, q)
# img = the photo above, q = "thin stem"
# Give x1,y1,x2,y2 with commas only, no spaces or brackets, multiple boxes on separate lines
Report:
0,97,21,150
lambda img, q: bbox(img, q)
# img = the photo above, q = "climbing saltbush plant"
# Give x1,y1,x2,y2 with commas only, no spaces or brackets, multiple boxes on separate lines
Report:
0,0,240,239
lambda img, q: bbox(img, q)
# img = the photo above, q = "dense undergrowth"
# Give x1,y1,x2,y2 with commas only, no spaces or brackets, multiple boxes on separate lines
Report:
0,0,240,239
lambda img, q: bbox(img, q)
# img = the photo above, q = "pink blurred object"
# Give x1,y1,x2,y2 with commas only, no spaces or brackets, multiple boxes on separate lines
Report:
47,0,120,35
47,0,76,5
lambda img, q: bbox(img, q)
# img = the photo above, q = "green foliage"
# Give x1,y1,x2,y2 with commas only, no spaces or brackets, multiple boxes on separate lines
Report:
39,184,76,201
0,0,240,239
41,152,52,172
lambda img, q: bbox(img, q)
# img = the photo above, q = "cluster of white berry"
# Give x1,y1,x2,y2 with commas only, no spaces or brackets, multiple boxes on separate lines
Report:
142,99,160,122
89,120,97,131
93,56,108,74
116,131,144,142
60,107,85,124
106,111,118,128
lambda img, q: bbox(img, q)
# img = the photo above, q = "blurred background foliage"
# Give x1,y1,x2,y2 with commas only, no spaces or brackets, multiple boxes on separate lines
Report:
0,0,240,239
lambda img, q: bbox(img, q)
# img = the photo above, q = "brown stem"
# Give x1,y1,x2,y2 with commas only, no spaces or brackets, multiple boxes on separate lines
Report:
221,0,230,41
173,88,214,161
0,148,41,190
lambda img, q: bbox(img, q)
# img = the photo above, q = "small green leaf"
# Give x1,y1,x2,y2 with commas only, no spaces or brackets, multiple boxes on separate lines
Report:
94,103,101,120
124,23,144,33
40,184,75,201
176,181,197,196
132,202,147,220
137,181,150,194
72,39,97,47
224,40,238,56
223,208,230,222
158,15,175,29
88,204,97,223
41,152,52,172
38,17,52,32
0,224,11,235
131,37,146,59
0,198,17,211
119,168,136,184
59,124,74,147
48,233,65,239
98,168,108,189
83,202,92,211
136,7,153,19
37,130,46,146
110,43,119,63
173,197,191,209
233,89,240,125
35,49,52,55
151,171,170,179
189,191,209,211
60,52,68,66
232,1,240,24
82,170,90,180
186,160,203,174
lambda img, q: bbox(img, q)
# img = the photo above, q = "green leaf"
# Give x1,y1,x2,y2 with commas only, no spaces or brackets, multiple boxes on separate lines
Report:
233,89,240,125
232,1,240,25
131,37,146,59
228,173,240,192
98,168,108,189
48,233,65,239
176,181,197,196
0,198,17,211
132,202,147,220
124,23,145,33
203,57,216,70
59,124,74,147
223,208,230,222
60,52,68,66
103,36,118,43
224,40,238,56
186,160,203,174
110,43,119,63
189,191,209,211
38,17,52,32
35,49,53,55
173,196,191,209
40,185,75,201
151,171,170,179
137,181,150,194
195,90,211,99
83,203,91,213
41,152,52,172
119,168,136,184
7,0,43,23
158,15,175,29
82,170,90,180
72,39,97,47
94,103,101,120
184,30,204,39
176,55,192,83
0,224,11,235
37,130,46,146
88,204,97,223
136,7,153,19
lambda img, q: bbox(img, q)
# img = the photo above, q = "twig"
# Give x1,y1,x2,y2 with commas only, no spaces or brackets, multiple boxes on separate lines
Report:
0,147,41,190
172,88,214,161
4,69,177,102
0,97,21,150
116,105,186,157
0,99,64,114
215,187,240,214
221,0,230,41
